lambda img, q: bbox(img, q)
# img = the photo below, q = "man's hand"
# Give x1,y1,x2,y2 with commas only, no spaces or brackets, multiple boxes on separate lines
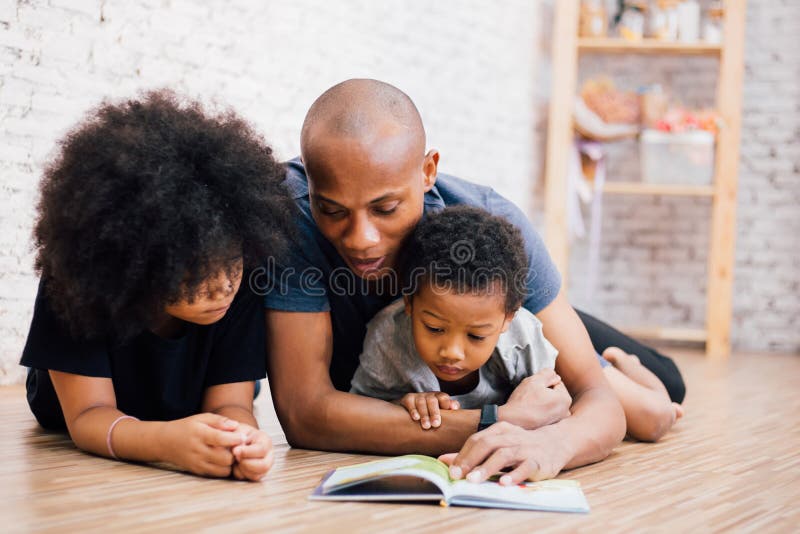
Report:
160,413,246,478
498,369,572,430
396,392,460,430
231,424,275,481
438,422,571,486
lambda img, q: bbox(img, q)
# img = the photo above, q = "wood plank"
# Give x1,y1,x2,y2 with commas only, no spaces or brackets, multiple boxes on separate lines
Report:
616,326,707,343
543,0,580,281
2,349,800,531
706,0,746,359
578,37,722,55
602,182,715,197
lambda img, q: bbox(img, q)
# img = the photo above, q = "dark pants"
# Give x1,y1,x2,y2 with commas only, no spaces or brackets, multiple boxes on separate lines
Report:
576,309,687,404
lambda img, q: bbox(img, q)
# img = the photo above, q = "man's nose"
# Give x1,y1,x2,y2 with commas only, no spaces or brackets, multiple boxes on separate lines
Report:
341,213,380,251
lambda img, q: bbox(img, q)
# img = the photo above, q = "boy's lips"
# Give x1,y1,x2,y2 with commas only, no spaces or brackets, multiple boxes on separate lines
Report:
436,364,464,375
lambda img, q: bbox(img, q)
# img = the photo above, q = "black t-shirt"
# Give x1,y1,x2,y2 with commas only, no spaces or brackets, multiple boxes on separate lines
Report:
20,281,266,430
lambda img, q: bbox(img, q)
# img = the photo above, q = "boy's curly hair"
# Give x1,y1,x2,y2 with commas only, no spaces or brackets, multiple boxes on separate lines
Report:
398,206,529,313
34,89,294,341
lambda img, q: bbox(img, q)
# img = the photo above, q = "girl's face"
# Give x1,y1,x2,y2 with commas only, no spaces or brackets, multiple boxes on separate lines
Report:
164,258,244,325
404,283,514,386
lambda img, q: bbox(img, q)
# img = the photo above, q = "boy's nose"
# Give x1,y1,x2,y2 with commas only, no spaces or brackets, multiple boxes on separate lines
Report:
439,343,465,362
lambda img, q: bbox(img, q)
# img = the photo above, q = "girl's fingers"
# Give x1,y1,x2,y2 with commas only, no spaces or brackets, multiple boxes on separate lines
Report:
234,442,270,460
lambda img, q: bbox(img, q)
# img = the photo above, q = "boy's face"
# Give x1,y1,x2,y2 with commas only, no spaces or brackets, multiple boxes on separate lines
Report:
164,258,243,325
405,284,514,385
304,131,438,281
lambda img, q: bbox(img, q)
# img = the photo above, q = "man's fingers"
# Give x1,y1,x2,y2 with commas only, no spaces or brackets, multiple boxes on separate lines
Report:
427,395,441,428
498,459,540,486
466,447,515,484
451,423,519,476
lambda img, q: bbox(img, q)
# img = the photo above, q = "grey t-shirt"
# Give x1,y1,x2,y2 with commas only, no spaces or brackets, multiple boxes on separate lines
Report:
350,299,558,409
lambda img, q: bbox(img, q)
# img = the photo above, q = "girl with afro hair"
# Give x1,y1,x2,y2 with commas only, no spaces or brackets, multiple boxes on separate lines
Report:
20,90,294,481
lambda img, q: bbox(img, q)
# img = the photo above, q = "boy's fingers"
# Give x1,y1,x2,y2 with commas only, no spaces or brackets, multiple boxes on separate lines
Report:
427,396,441,428
435,392,452,410
401,397,420,421
415,396,431,429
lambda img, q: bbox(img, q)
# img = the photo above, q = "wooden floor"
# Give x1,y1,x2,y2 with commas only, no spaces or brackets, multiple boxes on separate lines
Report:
2,349,799,533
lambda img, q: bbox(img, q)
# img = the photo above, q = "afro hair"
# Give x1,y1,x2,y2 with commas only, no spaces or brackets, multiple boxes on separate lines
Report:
33,89,294,341
399,205,529,313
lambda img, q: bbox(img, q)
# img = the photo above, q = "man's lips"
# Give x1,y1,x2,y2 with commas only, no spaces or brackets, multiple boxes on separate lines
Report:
436,364,464,376
347,256,386,273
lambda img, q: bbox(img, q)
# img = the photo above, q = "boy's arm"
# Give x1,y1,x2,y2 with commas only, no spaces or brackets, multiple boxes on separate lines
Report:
265,310,566,454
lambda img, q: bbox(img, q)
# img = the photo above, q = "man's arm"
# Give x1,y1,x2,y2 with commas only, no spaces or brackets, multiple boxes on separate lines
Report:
266,309,481,454
441,289,626,483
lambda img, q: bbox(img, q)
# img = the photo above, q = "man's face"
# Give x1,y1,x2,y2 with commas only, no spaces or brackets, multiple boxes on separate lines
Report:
304,132,437,280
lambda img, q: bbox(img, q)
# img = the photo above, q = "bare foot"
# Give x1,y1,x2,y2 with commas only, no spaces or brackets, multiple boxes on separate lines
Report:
672,402,684,421
602,346,667,394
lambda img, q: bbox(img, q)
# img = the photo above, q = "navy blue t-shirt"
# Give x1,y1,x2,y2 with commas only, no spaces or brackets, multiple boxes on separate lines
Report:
261,159,562,392
20,280,266,430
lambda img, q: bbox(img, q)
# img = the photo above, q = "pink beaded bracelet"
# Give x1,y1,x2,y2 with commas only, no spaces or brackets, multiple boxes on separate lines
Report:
106,415,139,459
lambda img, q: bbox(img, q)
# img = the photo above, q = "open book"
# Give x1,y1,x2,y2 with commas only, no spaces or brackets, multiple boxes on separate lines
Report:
309,454,589,513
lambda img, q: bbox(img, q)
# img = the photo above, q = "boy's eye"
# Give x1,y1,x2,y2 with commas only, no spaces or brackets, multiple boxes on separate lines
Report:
468,334,487,341
373,202,399,215
423,324,444,334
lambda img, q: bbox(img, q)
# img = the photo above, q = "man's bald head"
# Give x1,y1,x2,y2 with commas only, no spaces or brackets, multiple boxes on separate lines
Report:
300,79,426,162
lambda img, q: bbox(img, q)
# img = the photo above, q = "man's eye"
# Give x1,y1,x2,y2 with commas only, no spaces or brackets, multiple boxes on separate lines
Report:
318,205,345,217
424,324,444,334
373,203,399,215
468,334,486,341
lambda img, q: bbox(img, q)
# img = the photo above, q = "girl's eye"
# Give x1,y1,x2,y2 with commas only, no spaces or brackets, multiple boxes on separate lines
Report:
424,324,444,334
468,334,486,341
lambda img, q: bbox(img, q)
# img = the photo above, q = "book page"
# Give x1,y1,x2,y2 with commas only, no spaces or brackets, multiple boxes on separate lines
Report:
449,479,590,513
322,455,452,494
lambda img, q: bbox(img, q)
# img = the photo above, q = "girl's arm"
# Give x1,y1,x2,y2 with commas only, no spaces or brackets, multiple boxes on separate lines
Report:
49,370,246,477
202,381,258,427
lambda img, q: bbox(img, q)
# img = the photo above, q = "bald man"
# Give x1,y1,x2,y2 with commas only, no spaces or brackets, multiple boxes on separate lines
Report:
262,79,685,483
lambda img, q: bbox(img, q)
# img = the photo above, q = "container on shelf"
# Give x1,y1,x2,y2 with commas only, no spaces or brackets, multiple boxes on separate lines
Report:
640,129,715,185
579,0,608,37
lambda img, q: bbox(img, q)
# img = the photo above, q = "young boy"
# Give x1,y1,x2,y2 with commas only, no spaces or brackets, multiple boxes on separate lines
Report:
351,206,682,443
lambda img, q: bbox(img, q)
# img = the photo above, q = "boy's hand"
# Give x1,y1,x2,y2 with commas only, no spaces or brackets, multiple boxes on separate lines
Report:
397,392,460,430
160,413,247,478
231,424,275,481
499,369,572,430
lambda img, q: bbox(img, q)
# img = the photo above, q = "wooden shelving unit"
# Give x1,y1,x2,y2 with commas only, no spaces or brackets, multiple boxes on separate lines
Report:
543,1,746,359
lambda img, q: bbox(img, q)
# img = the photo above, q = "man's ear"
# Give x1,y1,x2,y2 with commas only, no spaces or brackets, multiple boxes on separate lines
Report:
422,149,439,192
403,295,413,316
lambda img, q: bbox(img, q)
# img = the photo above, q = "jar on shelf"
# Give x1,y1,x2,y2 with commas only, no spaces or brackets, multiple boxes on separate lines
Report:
648,0,679,41
619,1,647,41
703,1,724,44
677,0,701,42
580,0,609,38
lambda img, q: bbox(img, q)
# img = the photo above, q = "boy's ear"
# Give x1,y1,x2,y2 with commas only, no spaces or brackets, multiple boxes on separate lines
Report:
403,295,413,316
500,312,516,333
422,149,439,192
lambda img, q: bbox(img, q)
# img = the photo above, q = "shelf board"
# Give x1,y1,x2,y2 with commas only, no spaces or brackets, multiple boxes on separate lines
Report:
578,37,722,56
602,182,715,197
619,326,708,343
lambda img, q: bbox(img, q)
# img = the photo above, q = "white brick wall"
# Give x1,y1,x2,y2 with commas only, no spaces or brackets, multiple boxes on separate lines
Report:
0,0,544,383
1,1,797,383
